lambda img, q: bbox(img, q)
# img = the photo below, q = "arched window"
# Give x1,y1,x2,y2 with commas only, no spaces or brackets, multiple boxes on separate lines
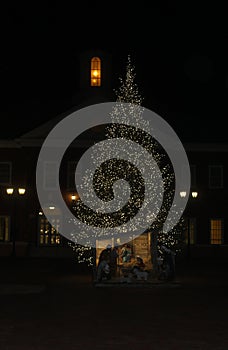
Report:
91,57,101,86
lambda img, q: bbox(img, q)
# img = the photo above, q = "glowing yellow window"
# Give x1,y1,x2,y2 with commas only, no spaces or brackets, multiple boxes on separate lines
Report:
91,57,101,86
210,219,223,244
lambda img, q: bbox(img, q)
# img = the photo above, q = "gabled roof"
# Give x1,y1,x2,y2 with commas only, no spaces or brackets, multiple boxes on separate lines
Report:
15,94,113,147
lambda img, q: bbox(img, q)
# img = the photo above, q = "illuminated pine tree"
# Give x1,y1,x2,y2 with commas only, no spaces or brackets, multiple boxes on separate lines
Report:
105,55,184,259
92,55,164,236
69,55,184,269
105,56,181,263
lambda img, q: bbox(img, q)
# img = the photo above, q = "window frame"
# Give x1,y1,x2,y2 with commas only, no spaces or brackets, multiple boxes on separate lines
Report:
43,161,58,190
210,218,224,245
208,165,223,189
0,215,10,242
67,161,76,191
190,164,196,188
67,160,82,191
0,162,12,185
38,216,62,246
90,57,101,87
188,217,196,245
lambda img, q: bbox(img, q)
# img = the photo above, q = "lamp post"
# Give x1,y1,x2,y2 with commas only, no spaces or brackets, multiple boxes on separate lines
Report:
180,191,190,258
179,190,198,258
71,194,78,211
186,191,198,259
6,187,26,257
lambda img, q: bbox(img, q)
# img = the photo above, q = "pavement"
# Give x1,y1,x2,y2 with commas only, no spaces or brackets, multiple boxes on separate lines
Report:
0,257,228,349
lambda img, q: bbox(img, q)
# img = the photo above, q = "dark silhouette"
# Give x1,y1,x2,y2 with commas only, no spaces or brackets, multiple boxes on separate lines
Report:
160,245,176,281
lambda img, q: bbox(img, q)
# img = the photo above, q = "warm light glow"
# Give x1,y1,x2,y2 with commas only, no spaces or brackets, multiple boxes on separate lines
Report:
69,55,183,267
6,188,14,195
180,191,187,198
210,219,223,244
49,206,55,210
71,195,76,201
39,211,43,216
191,191,198,198
18,188,26,195
91,57,101,86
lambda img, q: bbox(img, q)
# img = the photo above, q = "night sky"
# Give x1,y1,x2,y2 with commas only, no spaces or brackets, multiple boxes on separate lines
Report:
0,2,227,143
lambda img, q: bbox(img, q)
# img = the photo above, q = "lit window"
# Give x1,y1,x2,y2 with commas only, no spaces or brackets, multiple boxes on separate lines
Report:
39,217,62,246
210,219,223,244
91,57,101,86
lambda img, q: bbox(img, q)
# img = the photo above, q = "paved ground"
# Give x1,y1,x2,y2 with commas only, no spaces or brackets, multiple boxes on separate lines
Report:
0,257,228,349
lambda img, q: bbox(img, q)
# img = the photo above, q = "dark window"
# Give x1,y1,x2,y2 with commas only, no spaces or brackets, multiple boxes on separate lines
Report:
209,165,223,188
190,165,196,188
184,217,196,245
43,162,58,189
67,161,82,190
0,216,10,242
0,162,11,185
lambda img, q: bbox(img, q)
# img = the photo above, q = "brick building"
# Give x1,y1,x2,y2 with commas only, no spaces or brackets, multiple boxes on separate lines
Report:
0,50,227,261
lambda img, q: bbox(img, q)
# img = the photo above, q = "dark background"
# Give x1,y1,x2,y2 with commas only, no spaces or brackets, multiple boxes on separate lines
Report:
1,2,227,142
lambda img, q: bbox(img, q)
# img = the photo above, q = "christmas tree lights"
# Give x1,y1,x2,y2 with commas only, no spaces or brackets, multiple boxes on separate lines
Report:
69,55,184,267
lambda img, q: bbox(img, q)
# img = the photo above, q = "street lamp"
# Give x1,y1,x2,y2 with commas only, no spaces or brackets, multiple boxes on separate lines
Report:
6,188,14,195
180,191,187,198
186,191,199,258
6,187,26,257
191,191,198,198
18,188,26,195
71,194,79,211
